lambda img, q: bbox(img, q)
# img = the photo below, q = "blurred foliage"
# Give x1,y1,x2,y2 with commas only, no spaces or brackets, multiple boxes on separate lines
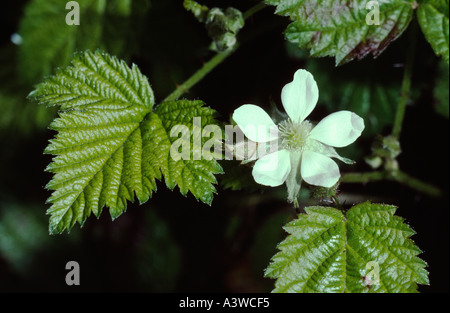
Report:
133,210,181,292
433,60,449,117
249,210,290,278
0,197,181,292
0,200,55,273
0,44,55,135
0,0,150,136
17,0,150,84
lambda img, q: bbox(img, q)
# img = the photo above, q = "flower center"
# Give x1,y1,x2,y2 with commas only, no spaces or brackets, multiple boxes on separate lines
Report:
278,119,312,152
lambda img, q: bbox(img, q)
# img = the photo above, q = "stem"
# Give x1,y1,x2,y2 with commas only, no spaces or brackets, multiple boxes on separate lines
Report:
340,172,386,184
163,47,237,102
392,23,417,139
163,2,266,102
243,2,267,20
340,170,442,198
394,170,442,198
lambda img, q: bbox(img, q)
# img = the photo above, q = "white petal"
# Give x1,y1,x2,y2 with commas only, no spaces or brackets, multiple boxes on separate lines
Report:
281,69,319,123
233,104,279,142
252,149,291,187
301,150,340,188
309,111,364,148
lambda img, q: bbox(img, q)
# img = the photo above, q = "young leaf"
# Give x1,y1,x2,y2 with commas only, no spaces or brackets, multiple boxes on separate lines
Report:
265,201,429,293
30,50,222,234
265,0,416,65
417,0,449,65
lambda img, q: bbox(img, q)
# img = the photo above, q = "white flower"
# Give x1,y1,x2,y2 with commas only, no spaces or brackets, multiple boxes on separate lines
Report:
232,69,364,204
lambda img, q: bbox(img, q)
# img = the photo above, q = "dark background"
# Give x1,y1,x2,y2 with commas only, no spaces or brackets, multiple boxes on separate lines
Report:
0,0,448,293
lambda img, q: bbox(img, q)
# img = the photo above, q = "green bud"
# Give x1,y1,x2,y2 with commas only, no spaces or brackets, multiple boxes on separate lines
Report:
371,134,401,160
206,7,244,52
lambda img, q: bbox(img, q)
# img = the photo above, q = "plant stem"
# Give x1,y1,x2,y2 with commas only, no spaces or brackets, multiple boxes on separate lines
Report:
243,2,267,20
163,2,266,102
392,23,417,139
340,172,386,184
394,171,442,198
340,170,442,198
163,47,237,102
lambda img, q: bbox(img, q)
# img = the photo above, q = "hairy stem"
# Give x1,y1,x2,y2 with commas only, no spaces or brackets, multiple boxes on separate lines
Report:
163,2,266,102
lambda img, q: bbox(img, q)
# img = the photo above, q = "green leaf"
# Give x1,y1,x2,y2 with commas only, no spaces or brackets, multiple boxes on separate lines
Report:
30,50,222,234
153,100,223,204
417,0,449,64
265,0,416,65
265,201,429,293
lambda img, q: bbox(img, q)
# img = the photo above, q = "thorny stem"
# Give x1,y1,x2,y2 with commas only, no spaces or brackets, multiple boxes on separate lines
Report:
163,2,266,102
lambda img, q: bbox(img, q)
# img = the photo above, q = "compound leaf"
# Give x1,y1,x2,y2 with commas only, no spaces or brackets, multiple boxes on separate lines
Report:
30,50,222,234
265,201,429,293
265,0,416,65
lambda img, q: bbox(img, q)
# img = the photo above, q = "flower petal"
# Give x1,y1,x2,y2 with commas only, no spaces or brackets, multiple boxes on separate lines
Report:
301,150,340,188
281,69,319,123
252,149,291,187
309,111,364,147
233,104,279,142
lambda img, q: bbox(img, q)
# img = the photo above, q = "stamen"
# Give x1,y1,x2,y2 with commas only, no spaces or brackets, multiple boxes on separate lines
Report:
279,119,312,152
